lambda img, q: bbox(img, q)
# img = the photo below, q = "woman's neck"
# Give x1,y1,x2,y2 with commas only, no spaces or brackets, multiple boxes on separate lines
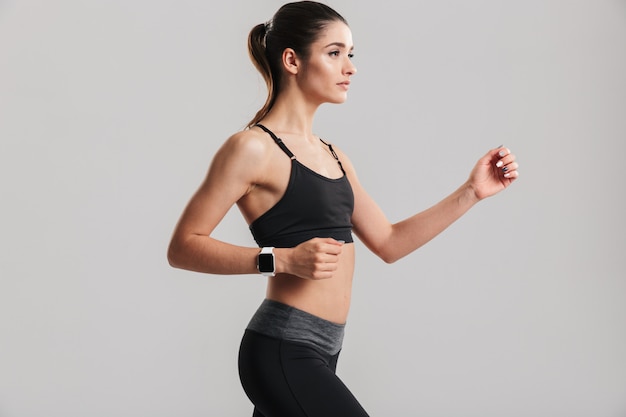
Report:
261,90,319,137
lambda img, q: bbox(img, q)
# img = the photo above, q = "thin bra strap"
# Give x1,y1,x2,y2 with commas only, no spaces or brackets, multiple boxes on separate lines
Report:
319,138,346,175
254,124,296,160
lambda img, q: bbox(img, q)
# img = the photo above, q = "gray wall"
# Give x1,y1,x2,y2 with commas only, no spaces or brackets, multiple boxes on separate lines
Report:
1,0,625,416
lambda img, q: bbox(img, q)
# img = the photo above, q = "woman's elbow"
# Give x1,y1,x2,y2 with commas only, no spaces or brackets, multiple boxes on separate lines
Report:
379,251,400,264
167,247,179,269
369,245,399,264
167,239,187,269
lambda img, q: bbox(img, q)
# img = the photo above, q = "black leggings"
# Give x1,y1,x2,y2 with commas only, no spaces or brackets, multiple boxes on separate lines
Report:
238,329,370,417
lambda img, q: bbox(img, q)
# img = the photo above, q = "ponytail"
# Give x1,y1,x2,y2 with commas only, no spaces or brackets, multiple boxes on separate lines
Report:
246,23,277,129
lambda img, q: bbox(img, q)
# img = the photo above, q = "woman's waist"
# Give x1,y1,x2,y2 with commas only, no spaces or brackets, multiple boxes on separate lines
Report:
266,267,353,323
246,298,346,356
265,290,352,324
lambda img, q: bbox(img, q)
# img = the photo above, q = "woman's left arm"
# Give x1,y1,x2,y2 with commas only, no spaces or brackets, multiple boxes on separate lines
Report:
341,146,519,263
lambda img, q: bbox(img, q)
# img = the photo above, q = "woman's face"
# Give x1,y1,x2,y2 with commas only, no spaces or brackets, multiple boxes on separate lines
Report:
298,21,357,105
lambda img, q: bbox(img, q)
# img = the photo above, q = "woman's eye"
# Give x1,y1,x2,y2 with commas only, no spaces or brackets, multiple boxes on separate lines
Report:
329,51,354,59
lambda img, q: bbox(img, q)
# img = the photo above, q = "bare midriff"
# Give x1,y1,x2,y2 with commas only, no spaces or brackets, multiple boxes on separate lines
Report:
265,242,355,325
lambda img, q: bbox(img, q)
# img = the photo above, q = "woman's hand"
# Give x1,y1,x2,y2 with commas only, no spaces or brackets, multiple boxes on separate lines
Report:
276,238,344,280
467,146,519,201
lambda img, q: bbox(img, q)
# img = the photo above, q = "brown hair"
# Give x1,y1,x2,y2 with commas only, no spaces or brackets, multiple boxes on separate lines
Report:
246,1,348,128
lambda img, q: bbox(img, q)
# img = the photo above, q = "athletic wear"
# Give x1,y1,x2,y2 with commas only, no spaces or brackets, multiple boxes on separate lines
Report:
241,127,366,415
249,124,354,248
246,298,345,356
239,300,369,417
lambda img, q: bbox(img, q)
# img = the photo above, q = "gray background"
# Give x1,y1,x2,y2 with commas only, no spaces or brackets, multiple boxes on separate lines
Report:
1,0,625,416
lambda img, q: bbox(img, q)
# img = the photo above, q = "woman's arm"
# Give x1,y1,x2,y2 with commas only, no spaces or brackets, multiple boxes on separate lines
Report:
167,130,346,279
167,130,270,275
341,146,519,263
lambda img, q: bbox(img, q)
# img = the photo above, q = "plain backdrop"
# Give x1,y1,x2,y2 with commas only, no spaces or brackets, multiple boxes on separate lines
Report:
1,0,625,416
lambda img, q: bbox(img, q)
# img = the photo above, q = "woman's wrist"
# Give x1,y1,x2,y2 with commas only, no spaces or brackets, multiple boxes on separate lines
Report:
272,247,289,275
461,181,482,206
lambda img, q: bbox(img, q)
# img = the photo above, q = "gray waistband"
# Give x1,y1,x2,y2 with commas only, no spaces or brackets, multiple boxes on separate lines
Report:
246,299,345,356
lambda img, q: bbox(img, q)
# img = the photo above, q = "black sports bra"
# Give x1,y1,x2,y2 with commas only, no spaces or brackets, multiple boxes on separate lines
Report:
249,124,354,248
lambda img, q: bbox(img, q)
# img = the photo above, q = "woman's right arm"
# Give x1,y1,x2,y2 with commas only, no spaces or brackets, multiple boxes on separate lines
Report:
167,131,344,278
167,131,268,275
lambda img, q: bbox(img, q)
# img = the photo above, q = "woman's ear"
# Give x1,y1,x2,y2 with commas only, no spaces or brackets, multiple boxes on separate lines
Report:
282,48,300,75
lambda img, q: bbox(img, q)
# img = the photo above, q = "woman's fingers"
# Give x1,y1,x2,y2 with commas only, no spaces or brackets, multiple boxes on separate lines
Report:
495,148,519,179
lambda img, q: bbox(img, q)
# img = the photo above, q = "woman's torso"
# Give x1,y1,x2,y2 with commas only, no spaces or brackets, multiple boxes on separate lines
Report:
237,125,355,324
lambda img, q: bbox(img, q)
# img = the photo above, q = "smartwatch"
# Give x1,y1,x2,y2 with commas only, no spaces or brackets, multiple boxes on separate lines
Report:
257,247,275,277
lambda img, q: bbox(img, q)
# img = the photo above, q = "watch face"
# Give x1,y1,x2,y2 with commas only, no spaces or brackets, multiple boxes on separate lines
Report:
258,253,274,273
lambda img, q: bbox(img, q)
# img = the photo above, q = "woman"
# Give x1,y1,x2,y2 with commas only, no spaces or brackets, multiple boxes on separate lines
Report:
167,1,519,416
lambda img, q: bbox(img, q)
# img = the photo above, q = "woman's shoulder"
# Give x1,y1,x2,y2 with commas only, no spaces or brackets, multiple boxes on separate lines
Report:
218,127,274,162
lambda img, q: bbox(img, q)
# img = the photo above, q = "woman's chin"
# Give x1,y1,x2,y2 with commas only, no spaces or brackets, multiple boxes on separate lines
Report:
328,94,348,105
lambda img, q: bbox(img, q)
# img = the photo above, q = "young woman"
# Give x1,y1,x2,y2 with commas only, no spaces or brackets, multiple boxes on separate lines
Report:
167,1,519,416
